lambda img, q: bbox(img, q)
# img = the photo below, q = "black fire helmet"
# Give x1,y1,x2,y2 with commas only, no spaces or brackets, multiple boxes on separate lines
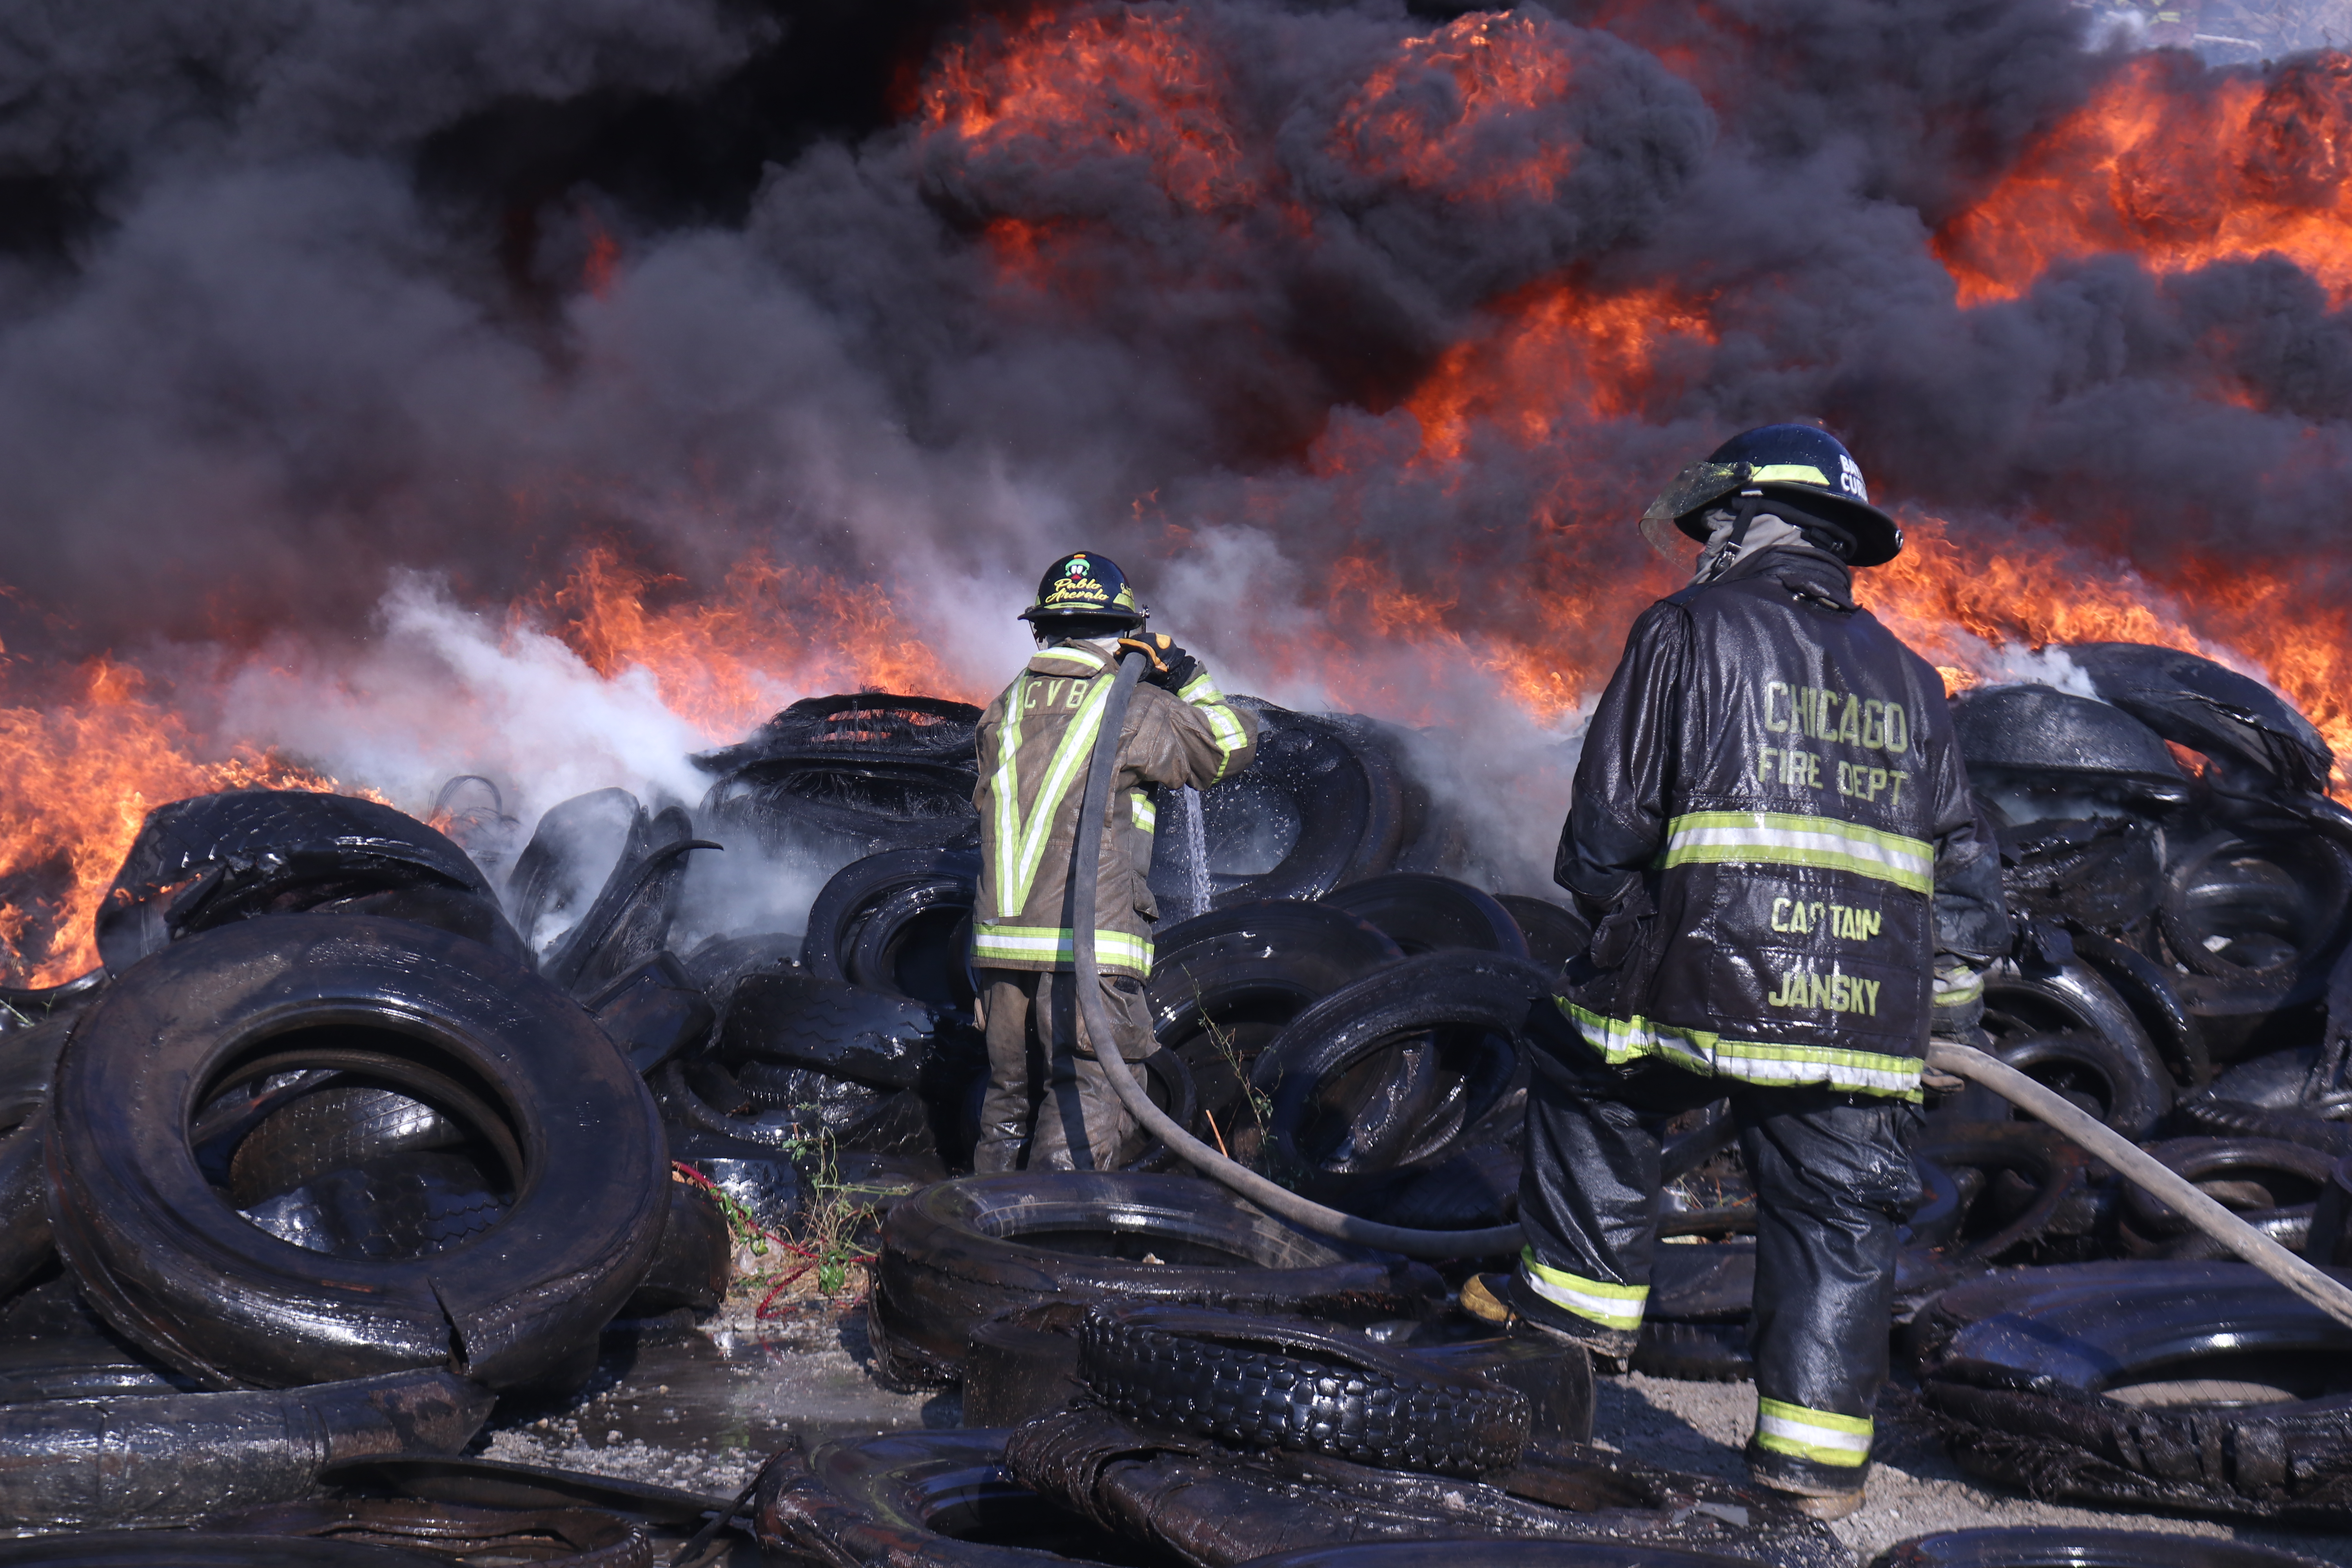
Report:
1017,550,1147,628
1640,424,1905,568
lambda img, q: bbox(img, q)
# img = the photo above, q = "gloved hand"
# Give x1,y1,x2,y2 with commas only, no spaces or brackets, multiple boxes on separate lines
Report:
1117,631,1200,694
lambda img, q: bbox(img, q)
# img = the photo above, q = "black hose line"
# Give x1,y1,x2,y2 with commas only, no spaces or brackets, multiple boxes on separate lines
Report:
1068,650,1523,1261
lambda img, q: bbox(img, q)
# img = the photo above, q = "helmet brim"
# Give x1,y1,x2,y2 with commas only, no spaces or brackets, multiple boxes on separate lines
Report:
1640,459,1904,568
1017,605,1146,628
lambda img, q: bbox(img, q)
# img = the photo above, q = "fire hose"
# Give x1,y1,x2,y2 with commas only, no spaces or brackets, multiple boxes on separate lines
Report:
1070,651,2352,1325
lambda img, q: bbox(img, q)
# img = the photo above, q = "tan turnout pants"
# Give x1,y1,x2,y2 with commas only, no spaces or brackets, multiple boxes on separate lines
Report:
972,967,1156,1173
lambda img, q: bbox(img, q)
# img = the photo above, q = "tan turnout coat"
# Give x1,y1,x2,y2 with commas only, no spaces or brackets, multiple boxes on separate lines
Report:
971,639,1257,978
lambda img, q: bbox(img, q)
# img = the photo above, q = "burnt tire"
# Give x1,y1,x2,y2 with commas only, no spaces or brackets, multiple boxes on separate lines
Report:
47,916,670,1392
1205,702,1406,906
864,1171,1445,1387
1074,1303,1529,1477
1320,874,1530,960
620,1177,732,1317
0,1537,453,1566
1251,952,1544,1196
755,1428,1141,1568
225,1087,467,1209
1979,959,2170,1140
1241,1549,1760,1568
2119,1137,2335,1241
800,849,982,1001
1911,1260,2352,1517
1871,1527,2324,1568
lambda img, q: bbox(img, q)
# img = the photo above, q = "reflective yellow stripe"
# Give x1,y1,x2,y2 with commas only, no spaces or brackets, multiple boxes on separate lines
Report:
1519,1250,1647,1330
1558,1001,1923,1100
1662,811,1933,895
1036,645,1106,671
971,924,1155,975
1754,1398,1871,1466
1748,463,1829,487
988,675,1115,920
1131,790,1156,835
1932,962,1983,1005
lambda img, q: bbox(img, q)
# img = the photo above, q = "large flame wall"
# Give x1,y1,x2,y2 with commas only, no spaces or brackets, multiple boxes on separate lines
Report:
0,1,2348,982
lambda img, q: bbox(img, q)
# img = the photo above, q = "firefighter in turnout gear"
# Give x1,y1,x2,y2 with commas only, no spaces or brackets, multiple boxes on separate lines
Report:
969,551,1258,1172
1494,426,2009,1519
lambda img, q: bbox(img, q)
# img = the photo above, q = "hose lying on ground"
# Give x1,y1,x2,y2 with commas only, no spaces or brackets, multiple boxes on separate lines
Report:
1924,1039,2352,1330
1069,648,2352,1308
1070,652,1520,1261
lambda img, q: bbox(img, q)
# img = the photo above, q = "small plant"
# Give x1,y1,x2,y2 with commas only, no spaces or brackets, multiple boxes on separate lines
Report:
1198,998,1273,1143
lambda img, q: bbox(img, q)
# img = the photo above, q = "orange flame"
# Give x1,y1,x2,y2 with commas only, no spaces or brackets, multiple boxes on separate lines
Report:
1333,13,1581,204
921,8,1257,215
0,659,365,987
537,546,983,742
1936,52,2352,307
1403,278,1715,463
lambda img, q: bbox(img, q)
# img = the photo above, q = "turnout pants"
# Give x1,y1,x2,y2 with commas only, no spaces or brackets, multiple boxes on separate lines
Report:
972,967,1156,1174
1515,1005,1921,1492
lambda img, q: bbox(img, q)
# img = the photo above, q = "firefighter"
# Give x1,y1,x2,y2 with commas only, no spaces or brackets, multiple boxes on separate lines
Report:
969,551,1258,1172
1473,426,2010,1519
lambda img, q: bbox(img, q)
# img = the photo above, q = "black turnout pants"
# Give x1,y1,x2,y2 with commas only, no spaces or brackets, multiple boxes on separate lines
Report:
1515,1005,1921,1489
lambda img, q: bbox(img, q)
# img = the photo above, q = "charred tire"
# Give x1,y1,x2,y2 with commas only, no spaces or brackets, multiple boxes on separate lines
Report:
1205,702,1404,907
0,1537,449,1566
2119,1137,2335,1240
1074,1303,1528,1476
756,1428,1139,1568
198,1500,650,1568
0,1368,491,1528
1913,1261,2352,1516
2072,931,2209,1088
1912,1123,2091,1262
225,1087,466,1209
865,1171,1445,1387
1871,1528,2323,1568
1320,875,1531,960
47,917,669,1391
620,1178,732,1317
1632,1320,1751,1382
1980,959,2169,1140
1495,895,1592,975
2176,1089,2352,1158
1243,1549,1759,1568
800,849,982,999
2161,829,2352,986
1992,1030,2173,1143
1113,1046,1202,1173
1251,953,1544,1194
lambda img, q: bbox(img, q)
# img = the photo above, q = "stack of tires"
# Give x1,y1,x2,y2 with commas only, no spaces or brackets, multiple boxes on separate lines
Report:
0,789,725,1540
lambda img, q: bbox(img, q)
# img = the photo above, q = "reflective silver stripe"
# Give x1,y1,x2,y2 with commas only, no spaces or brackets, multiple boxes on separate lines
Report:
1558,1001,1923,1100
1519,1249,1646,1330
971,924,1154,973
994,678,1113,919
1754,1398,1871,1466
1661,811,1933,895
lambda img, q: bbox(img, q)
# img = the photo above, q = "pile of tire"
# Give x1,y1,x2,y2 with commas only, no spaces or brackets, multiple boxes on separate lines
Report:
0,789,760,1540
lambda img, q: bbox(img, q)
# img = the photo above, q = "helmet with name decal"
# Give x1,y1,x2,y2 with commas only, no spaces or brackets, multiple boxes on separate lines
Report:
1641,424,1904,568
1017,550,1147,629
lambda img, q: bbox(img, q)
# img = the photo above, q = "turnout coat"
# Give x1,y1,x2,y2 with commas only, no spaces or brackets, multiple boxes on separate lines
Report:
1553,546,2010,1100
971,639,1256,979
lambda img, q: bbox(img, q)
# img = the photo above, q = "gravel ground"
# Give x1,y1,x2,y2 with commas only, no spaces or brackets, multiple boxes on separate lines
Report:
473,1284,2352,1566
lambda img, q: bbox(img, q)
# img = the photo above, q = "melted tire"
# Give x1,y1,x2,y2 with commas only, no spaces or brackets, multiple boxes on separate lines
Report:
226,1086,467,1209
0,1368,491,1528
1912,1260,2352,1517
864,1171,1445,1387
1872,1527,2323,1567
47,917,669,1392
1074,1303,1529,1477
1251,952,1544,1196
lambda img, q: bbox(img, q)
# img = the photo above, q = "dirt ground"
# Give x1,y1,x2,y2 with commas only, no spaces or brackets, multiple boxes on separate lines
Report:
474,1283,2352,1567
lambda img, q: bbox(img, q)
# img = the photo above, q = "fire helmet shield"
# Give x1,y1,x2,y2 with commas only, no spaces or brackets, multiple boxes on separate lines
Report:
1018,550,1146,627
1639,424,1905,568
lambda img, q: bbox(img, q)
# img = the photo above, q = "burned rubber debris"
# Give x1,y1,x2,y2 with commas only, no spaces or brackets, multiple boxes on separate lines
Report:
0,643,2336,1561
